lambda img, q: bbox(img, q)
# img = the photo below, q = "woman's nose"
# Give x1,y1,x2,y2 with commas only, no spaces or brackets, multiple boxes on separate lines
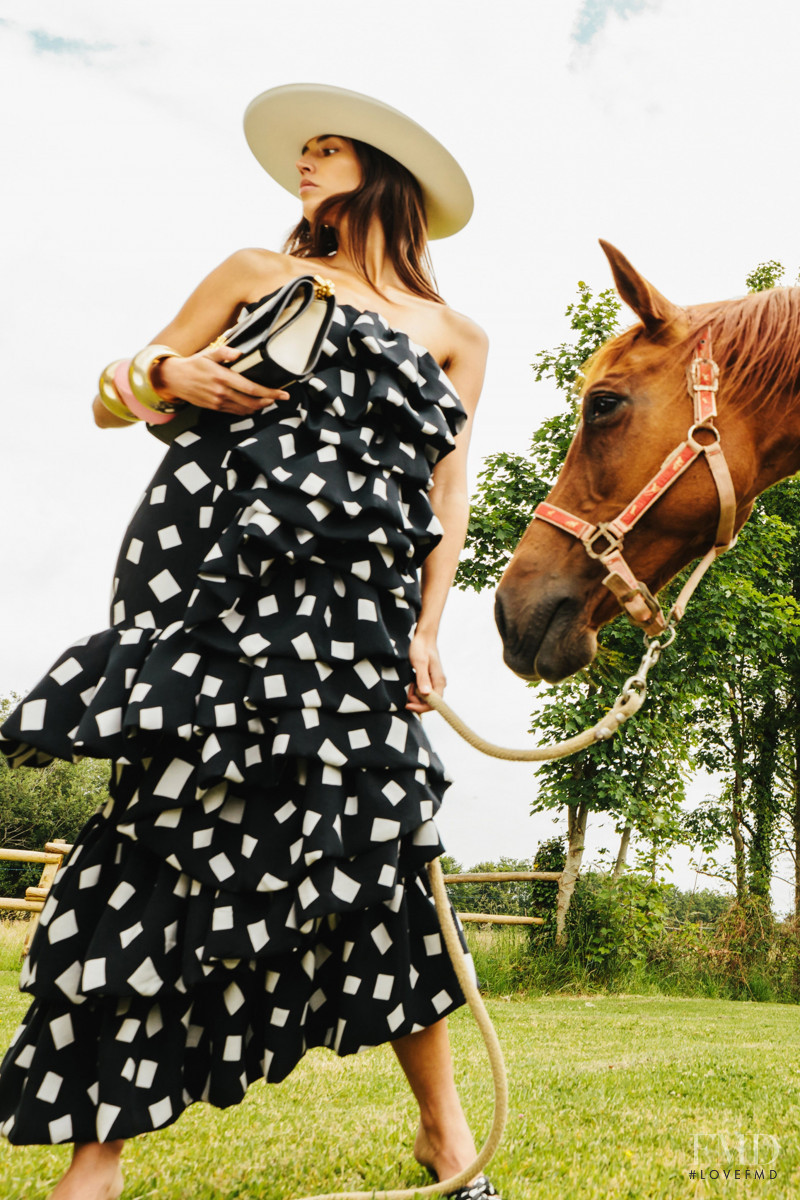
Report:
296,155,312,177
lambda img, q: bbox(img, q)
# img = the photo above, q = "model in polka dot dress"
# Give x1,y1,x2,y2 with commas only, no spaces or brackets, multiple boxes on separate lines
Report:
0,88,496,1200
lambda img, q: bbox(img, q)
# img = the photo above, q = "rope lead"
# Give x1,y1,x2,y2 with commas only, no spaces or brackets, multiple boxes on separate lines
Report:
293,861,509,1200
294,629,676,1198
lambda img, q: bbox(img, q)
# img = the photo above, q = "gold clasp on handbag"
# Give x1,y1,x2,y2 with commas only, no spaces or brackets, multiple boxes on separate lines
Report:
313,275,335,299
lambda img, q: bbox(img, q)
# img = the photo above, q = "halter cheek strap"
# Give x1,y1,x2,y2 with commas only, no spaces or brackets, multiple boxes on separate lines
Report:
532,327,738,636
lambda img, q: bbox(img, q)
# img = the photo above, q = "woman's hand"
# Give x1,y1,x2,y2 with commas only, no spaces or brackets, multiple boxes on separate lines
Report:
406,631,446,714
153,345,290,415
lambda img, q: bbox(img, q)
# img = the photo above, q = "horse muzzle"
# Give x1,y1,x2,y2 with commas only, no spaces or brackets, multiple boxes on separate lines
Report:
494,578,598,683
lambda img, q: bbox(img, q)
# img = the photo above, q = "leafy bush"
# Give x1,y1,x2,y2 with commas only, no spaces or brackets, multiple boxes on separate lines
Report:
661,884,733,926
0,695,110,899
466,872,800,1003
562,870,670,980
530,836,565,920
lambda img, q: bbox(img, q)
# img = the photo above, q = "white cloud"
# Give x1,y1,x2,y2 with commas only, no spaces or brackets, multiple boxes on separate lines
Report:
572,0,655,46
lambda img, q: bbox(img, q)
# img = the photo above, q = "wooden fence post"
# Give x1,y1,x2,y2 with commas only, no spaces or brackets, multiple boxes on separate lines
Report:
0,841,72,956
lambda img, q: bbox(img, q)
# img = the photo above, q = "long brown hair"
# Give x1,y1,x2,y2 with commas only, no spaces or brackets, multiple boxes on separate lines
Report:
283,138,443,304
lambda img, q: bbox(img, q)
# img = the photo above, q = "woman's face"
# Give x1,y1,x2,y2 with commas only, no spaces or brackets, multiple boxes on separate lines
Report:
296,135,362,221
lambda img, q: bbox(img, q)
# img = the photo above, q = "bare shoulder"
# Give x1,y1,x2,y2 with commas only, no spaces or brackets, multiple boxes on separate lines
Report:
221,247,300,293
441,305,489,364
150,247,311,352
430,304,488,413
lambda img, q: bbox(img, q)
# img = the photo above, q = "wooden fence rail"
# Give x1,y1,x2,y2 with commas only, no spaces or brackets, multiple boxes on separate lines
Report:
1,854,560,944
443,871,562,883
442,869,562,927
459,914,545,926
0,841,72,954
0,849,64,866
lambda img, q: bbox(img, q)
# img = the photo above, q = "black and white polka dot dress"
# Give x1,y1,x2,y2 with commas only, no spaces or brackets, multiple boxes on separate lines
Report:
0,297,471,1145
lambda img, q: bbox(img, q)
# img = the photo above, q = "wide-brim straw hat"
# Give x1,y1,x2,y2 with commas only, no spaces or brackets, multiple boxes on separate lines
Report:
243,83,473,240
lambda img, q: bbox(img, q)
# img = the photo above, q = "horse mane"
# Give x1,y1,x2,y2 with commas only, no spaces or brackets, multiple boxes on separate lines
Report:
585,287,800,416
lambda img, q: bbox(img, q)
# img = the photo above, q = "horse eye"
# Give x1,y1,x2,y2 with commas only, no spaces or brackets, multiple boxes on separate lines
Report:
587,393,622,420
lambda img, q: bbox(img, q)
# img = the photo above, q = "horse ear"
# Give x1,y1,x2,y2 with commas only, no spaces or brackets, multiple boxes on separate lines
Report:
598,240,683,336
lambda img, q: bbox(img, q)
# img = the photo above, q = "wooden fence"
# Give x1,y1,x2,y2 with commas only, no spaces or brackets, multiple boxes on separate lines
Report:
0,851,560,953
442,869,562,927
0,841,72,954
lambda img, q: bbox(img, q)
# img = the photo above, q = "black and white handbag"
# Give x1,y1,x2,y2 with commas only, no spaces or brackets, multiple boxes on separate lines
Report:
149,274,336,444
224,273,336,388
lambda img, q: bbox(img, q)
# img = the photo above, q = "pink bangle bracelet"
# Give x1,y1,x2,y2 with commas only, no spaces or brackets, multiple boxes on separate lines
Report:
114,359,176,425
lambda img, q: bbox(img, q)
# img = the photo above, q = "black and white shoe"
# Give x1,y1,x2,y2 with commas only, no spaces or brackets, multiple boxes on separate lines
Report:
445,1176,501,1199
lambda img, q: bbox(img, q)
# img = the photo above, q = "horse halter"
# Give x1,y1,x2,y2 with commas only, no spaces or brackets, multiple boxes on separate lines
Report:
531,327,738,637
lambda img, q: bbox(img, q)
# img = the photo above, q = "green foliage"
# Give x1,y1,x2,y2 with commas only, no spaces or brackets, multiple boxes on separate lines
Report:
443,839,567,924
524,586,702,878
530,835,566,919
531,282,622,392
0,694,110,898
674,483,800,897
646,897,800,1004
455,448,547,592
461,879,800,1003
456,282,621,592
661,884,732,925
443,857,541,917
562,871,671,979
745,259,785,292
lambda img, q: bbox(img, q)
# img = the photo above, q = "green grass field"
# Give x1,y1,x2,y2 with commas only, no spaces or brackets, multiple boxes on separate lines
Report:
1,923,799,1199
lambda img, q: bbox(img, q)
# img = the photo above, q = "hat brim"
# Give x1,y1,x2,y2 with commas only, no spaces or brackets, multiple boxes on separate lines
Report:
243,83,473,241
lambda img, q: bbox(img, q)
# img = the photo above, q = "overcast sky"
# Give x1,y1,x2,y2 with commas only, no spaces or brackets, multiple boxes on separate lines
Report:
2,0,799,909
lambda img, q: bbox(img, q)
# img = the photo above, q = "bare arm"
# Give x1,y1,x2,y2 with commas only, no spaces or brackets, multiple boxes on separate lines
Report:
92,249,293,428
406,314,489,712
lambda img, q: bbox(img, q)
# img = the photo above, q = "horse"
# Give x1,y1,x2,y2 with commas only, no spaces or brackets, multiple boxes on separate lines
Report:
494,240,800,684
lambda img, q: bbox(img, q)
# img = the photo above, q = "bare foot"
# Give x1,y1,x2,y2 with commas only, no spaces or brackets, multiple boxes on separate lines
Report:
414,1117,478,1184
48,1141,124,1200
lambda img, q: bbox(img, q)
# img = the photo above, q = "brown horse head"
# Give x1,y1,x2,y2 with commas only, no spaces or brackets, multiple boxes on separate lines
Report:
495,241,800,683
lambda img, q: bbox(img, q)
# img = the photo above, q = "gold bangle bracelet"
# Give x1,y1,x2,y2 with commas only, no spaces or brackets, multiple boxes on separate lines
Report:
128,345,183,414
98,360,139,422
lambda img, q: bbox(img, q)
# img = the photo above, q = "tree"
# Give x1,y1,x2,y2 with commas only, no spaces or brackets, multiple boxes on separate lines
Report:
459,261,800,940
670,500,800,901
675,264,800,907
442,840,565,924
459,283,699,941
457,281,619,594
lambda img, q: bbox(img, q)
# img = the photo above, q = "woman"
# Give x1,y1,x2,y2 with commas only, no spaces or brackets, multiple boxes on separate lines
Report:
0,84,492,1200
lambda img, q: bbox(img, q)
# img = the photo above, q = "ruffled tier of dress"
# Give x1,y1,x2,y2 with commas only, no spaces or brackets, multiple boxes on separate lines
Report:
0,300,471,1145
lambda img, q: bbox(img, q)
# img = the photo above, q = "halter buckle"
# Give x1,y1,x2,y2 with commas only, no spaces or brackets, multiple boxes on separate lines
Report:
690,357,719,391
584,522,624,560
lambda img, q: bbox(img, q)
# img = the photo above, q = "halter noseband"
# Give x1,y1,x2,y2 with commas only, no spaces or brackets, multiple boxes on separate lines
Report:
532,327,738,636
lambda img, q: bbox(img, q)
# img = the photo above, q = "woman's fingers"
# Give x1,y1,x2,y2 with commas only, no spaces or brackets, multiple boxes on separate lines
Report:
405,638,445,714
158,353,290,412
203,349,290,401
205,344,241,364
406,681,433,714
205,363,289,407
413,658,432,697
205,347,279,395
